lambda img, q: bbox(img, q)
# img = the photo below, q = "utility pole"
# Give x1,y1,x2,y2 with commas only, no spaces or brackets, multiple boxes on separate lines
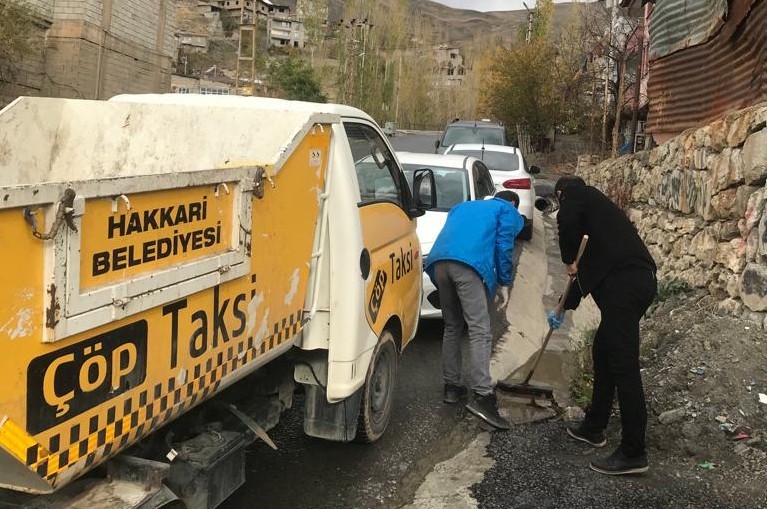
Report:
395,52,402,124
522,2,534,43
629,17,644,152
338,16,373,106
235,1,257,95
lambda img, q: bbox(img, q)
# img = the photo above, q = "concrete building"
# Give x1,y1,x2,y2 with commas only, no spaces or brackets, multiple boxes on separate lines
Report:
0,0,177,107
171,74,232,95
176,31,210,53
267,16,305,48
433,44,466,87
206,0,304,48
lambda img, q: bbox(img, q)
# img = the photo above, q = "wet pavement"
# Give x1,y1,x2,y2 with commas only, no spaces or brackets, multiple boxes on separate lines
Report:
219,320,479,509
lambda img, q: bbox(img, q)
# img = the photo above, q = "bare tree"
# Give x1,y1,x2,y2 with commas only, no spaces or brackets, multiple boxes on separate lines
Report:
580,3,641,158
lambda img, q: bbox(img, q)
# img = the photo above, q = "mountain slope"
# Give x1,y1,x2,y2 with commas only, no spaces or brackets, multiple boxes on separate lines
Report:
327,0,579,44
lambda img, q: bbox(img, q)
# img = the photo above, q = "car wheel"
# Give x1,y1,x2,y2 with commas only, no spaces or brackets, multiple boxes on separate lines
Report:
356,330,398,443
519,222,533,240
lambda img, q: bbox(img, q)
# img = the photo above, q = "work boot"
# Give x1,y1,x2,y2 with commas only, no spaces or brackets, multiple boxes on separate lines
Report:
590,448,648,475
466,393,511,430
443,383,467,404
566,423,607,447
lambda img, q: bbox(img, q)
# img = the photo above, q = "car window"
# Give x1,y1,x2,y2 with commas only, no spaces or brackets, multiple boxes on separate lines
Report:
450,149,520,172
402,164,468,211
345,123,403,206
472,161,496,199
442,126,504,147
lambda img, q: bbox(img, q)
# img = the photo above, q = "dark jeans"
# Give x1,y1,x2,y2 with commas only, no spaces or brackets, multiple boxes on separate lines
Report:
584,266,657,458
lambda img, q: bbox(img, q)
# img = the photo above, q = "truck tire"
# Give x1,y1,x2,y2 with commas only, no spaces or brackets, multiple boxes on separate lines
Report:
356,330,398,443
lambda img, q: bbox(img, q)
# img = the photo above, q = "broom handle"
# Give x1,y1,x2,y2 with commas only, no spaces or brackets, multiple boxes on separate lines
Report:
521,235,589,385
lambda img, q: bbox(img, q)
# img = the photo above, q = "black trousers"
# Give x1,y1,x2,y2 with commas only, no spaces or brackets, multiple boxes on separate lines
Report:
584,266,657,458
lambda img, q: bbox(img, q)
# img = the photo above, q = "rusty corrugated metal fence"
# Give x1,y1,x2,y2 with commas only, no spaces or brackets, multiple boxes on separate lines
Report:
646,0,767,140
648,0,727,59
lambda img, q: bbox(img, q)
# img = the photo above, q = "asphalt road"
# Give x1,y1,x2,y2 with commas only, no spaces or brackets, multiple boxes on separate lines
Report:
220,320,480,509
390,133,441,154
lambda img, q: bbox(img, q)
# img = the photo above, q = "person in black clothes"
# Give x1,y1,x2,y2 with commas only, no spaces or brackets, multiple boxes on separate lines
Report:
549,175,657,475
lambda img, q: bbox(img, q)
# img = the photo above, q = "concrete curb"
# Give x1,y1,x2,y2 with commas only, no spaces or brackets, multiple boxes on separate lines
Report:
400,433,494,509
490,208,549,383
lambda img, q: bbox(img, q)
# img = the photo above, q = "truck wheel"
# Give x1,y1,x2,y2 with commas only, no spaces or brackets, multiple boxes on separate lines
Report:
356,330,398,443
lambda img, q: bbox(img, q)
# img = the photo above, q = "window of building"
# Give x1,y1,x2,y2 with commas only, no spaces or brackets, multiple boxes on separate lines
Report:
200,87,230,95
450,53,457,59
174,87,191,94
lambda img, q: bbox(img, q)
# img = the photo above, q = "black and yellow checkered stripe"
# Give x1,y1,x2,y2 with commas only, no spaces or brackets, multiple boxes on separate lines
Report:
14,309,306,486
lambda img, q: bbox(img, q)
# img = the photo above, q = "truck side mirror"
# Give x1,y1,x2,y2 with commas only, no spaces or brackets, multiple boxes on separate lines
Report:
434,139,441,151
412,168,437,215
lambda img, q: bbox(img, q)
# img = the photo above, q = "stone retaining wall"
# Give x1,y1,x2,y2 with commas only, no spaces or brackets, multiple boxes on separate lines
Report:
577,103,767,328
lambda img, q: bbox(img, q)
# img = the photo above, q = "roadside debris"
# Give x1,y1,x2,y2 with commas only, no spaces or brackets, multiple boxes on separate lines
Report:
638,290,767,483
658,407,686,424
562,406,585,422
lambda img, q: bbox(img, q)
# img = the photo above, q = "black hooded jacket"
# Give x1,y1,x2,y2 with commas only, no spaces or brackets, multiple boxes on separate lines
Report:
557,183,656,309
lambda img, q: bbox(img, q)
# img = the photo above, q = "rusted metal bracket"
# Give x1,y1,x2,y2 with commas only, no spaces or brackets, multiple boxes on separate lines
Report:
225,403,278,450
23,188,78,240
253,166,275,200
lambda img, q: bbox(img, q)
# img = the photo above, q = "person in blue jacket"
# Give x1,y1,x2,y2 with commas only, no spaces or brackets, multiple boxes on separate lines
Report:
425,190,524,430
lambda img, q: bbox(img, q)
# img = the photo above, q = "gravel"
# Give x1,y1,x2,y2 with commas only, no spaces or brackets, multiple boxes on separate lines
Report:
473,420,767,509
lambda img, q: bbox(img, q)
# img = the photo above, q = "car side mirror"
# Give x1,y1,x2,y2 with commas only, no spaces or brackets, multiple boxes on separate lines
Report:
412,168,437,216
434,139,441,151
529,165,541,175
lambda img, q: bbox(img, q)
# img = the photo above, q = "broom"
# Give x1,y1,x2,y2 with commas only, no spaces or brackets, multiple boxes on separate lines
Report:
497,234,589,400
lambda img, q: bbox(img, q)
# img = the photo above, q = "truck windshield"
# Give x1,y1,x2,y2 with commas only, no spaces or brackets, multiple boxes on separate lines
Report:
449,149,519,172
403,165,469,211
442,126,504,147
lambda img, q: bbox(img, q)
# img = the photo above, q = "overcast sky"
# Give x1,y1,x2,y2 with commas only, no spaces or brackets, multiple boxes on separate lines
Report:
430,0,572,12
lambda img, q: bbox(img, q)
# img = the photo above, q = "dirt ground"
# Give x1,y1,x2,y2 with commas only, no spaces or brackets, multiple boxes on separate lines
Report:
636,290,766,501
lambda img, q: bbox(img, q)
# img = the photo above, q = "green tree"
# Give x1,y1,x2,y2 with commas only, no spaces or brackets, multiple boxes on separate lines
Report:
220,9,239,38
0,0,39,83
479,41,561,147
267,56,327,103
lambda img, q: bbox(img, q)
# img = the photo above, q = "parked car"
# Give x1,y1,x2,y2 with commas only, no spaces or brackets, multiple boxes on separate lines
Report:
444,143,539,240
434,119,510,154
397,152,496,318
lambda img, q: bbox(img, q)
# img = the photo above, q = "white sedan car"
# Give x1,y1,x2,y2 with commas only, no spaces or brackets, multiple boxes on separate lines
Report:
444,144,539,240
398,152,496,319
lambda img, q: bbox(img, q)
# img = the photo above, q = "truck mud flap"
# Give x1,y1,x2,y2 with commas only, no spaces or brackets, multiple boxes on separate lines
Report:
303,385,362,442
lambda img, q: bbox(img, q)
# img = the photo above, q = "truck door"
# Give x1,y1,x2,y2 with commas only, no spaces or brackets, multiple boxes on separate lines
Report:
344,122,421,349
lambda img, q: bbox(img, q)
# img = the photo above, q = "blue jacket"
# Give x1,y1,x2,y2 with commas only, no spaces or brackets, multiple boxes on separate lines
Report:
425,197,524,294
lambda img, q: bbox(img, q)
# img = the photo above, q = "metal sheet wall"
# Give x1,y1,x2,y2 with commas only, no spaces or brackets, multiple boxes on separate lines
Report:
646,0,767,139
648,0,727,59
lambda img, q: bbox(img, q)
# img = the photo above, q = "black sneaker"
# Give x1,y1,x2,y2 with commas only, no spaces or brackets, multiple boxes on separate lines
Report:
567,423,607,447
466,393,511,430
443,383,467,404
590,448,648,475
